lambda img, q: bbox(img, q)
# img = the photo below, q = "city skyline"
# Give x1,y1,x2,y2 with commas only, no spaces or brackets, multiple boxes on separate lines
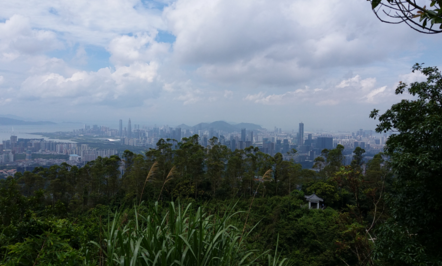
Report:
0,114,383,133
0,115,387,180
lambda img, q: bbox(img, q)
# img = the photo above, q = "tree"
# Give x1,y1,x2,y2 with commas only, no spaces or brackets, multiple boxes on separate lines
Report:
173,135,205,199
351,146,366,169
314,145,345,178
369,0,442,34
332,161,390,266
370,63,442,264
306,182,340,206
206,137,229,198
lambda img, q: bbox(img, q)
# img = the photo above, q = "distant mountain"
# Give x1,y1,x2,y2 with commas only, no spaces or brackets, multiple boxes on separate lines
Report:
234,122,263,131
0,117,56,126
175,124,192,130
60,121,84,124
191,121,263,132
0,114,39,122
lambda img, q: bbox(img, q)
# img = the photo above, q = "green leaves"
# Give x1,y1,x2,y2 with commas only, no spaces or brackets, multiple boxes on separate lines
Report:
371,0,382,9
370,64,442,264
94,202,288,266
370,0,442,33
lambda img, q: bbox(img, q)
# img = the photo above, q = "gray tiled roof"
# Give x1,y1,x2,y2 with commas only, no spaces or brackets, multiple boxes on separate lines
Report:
304,194,324,202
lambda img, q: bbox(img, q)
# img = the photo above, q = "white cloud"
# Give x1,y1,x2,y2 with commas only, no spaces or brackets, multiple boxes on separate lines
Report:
176,89,203,105
19,62,158,106
0,1,165,46
364,86,387,103
223,90,233,98
245,75,394,106
0,97,12,105
398,71,427,85
164,0,419,86
0,76,4,84
164,81,203,105
0,0,438,129
108,33,170,66
245,89,311,105
162,83,175,92
0,15,62,58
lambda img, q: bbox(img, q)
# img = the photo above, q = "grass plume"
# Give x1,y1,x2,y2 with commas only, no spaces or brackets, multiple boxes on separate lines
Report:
157,166,176,201
139,162,159,204
242,169,273,239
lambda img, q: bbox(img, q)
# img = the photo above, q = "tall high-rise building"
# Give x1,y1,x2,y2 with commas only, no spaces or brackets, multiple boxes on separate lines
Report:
239,141,245,150
241,128,246,142
283,139,289,153
305,133,314,147
175,128,182,141
10,135,17,151
316,136,333,150
119,119,123,137
230,139,236,151
250,131,254,143
298,122,304,146
128,119,132,138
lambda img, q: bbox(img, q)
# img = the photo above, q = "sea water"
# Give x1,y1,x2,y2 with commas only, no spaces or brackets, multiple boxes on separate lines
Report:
0,124,81,143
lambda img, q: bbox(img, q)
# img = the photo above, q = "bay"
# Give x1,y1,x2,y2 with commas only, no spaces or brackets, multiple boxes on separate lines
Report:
0,124,81,143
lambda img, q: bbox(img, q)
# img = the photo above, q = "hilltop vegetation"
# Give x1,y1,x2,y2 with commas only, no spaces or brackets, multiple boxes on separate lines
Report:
0,135,389,265
1,64,441,265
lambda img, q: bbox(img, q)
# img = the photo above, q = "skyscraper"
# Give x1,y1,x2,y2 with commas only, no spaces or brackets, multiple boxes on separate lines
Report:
128,119,132,139
241,128,246,142
10,135,17,151
230,139,236,151
316,136,333,150
175,127,182,141
298,122,304,146
119,119,122,137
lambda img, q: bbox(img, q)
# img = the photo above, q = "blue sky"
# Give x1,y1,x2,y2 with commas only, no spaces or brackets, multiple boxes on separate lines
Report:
0,0,440,131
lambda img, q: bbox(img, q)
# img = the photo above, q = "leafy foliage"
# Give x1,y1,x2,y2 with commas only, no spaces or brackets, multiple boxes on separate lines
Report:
370,63,442,264
0,134,397,265
370,0,442,34
93,201,289,266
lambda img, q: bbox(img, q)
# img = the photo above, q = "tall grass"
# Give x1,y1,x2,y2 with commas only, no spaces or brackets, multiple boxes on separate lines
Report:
92,202,291,266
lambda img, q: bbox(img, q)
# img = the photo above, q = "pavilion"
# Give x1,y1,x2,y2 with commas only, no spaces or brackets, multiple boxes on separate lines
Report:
304,194,324,209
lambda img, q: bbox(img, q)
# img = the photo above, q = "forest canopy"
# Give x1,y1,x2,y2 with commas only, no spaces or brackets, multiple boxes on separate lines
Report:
1,64,441,265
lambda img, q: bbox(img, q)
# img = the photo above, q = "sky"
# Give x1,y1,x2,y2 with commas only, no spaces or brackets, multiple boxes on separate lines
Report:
0,0,440,131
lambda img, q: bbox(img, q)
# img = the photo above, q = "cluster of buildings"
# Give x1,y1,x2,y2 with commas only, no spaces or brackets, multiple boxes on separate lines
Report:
82,119,387,156
106,120,386,168
0,120,388,176
0,136,118,167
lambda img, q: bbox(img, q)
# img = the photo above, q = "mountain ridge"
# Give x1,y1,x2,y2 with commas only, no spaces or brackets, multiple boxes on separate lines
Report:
179,121,263,133
0,117,56,126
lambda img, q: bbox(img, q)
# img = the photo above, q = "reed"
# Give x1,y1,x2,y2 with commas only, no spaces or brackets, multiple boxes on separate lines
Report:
139,162,159,204
241,169,273,239
157,166,176,202
91,201,291,266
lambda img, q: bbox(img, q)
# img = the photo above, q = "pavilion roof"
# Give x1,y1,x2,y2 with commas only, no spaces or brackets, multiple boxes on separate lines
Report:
304,194,324,202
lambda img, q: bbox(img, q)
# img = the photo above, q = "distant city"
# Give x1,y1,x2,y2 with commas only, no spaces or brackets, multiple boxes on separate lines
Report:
0,119,389,178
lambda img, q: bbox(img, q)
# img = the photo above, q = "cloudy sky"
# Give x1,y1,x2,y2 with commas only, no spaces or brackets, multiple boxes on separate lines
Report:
0,0,440,131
